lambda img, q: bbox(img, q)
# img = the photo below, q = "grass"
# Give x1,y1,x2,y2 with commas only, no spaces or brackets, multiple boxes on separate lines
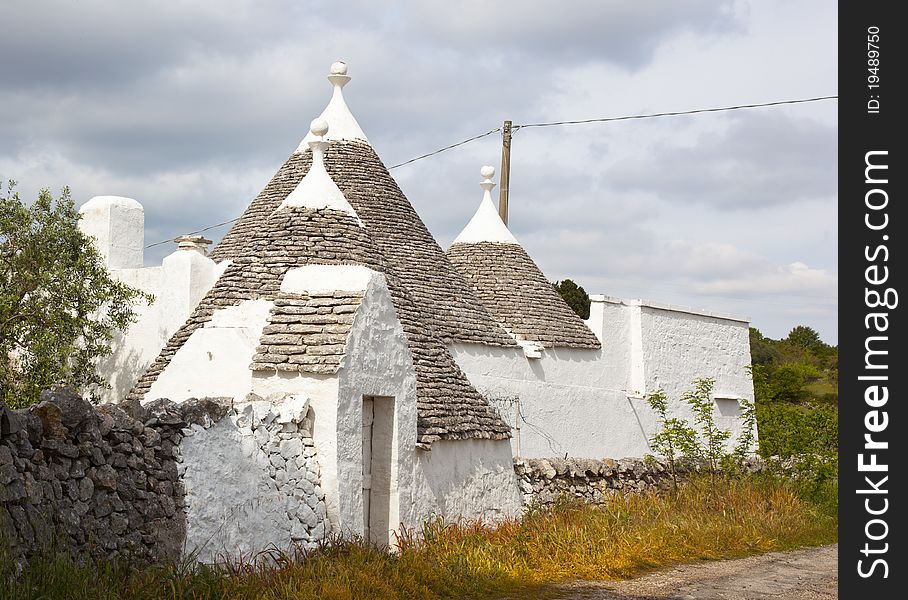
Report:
2,474,837,600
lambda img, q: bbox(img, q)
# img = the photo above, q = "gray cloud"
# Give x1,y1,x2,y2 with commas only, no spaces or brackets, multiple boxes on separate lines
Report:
405,0,741,69
606,111,837,209
0,0,839,343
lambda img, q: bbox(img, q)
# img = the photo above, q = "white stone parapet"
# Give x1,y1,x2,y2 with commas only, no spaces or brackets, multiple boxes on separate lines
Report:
78,195,225,403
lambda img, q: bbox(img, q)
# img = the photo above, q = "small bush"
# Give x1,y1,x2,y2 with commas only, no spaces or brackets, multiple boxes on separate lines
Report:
756,402,838,459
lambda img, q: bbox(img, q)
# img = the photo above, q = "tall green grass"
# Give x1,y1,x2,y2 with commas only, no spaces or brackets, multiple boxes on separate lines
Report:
2,474,837,600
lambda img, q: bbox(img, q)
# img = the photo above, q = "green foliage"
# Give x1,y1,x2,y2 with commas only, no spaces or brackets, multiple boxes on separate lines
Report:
644,388,698,489
748,325,838,513
748,326,837,405
748,327,780,367
681,377,730,479
646,377,758,485
552,279,591,319
767,363,817,403
785,325,823,352
756,402,838,459
1,181,152,407
731,395,757,464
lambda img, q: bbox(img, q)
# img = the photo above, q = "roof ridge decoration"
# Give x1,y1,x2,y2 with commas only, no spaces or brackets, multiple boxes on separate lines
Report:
296,61,368,149
279,118,363,224
452,166,519,245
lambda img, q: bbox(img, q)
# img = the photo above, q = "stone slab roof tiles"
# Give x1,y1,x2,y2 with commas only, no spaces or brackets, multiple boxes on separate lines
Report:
447,241,601,349
251,292,363,375
208,143,516,349
130,205,510,447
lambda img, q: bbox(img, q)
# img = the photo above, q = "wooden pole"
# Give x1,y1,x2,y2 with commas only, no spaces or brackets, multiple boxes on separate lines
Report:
498,120,512,225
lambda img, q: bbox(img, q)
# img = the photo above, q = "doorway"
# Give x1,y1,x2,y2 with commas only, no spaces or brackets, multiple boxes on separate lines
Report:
362,396,394,546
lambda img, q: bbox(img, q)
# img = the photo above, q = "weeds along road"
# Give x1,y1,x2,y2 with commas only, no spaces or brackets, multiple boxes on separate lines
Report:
511,544,837,600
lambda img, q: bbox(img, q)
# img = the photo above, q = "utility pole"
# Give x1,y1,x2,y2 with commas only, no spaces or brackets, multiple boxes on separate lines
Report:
498,120,512,225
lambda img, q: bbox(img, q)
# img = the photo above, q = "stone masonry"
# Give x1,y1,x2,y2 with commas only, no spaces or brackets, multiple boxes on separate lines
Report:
1,388,330,567
514,457,766,508
0,387,186,567
178,392,330,561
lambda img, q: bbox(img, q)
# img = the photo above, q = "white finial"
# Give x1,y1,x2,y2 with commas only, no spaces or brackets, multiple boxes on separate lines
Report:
479,165,495,192
480,165,496,191
310,118,329,138
296,61,368,149
451,165,518,246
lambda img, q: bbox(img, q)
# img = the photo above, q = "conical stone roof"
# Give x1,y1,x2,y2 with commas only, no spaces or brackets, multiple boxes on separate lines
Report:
209,142,517,348
129,69,514,447
446,167,601,349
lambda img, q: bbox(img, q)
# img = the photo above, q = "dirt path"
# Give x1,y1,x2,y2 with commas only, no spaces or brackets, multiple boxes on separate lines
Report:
518,545,837,600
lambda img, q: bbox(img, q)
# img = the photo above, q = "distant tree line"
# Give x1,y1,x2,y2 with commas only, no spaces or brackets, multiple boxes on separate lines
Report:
749,325,838,463
749,325,837,405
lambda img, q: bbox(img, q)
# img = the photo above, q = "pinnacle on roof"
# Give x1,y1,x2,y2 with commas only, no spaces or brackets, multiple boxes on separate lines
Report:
296,61,368,149
280,118,362,223
135,62,516,446
447,165,601,350
451,166,519,245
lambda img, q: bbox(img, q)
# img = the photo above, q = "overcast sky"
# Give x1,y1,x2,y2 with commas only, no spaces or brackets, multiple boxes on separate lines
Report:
1,0,837,343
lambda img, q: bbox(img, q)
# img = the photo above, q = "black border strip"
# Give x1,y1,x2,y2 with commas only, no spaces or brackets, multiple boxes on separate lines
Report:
839,2,905,596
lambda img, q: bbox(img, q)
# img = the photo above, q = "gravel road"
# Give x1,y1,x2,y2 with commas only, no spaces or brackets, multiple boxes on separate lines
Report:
512,545,837,600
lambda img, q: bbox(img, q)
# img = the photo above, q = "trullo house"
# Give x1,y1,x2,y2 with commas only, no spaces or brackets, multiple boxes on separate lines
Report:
77,61,755,559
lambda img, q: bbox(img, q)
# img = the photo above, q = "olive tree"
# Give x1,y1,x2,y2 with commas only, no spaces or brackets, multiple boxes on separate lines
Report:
1,181,151,407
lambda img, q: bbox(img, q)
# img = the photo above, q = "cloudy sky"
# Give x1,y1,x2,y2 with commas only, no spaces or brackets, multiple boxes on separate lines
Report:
1,0,837,343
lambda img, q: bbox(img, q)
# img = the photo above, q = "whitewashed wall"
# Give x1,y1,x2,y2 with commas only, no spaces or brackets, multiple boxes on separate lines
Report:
637,302,755,446
450,295,755,460
449,343,653,458
179,396,330,563
333,270,417,544
79,196,224,403
412,438,523,524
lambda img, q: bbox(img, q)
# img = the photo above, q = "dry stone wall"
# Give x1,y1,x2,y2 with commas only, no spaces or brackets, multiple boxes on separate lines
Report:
1,388,330,567
0,388,186,567
514,458,679,507
514,457,766,507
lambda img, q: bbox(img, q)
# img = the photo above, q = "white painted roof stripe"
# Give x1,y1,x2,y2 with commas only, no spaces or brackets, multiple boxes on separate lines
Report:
452,166,518,245
280,120,363,224
281,264,378,294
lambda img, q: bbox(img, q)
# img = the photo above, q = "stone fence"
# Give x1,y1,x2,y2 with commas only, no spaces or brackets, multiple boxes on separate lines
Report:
514,456,766,508
1,388,187,567
1,387,328,568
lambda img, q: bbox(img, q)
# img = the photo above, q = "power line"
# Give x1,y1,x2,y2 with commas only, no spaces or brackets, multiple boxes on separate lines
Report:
143,128,501,248
513,95,837,131
143,94,837,249
387,127,501,170
144,217,240,249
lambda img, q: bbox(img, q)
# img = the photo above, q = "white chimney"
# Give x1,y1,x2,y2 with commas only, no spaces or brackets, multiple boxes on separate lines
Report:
78,195,144,269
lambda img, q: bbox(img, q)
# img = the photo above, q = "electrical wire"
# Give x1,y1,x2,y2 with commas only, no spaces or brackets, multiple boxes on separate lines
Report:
387,127,501,170
513,95,837,131
143,94,836,249
144,217,241,249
